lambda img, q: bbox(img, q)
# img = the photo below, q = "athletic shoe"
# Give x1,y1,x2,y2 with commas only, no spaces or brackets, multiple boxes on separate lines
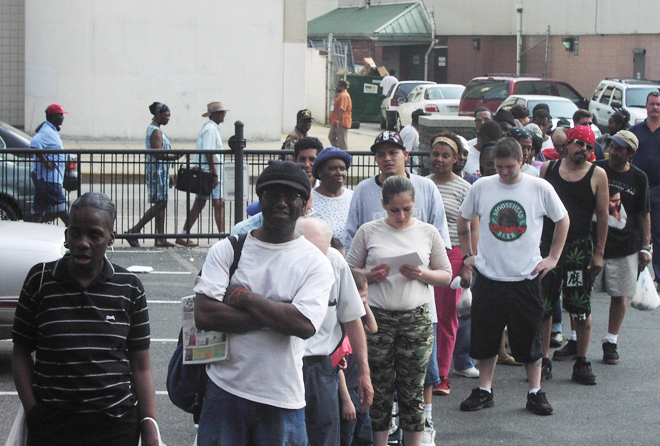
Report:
421,420,436,445
526,390,553,415
541,357,553,381
460,387,494,411
432,376,450,395
454,367,480,378
602,342,619,364
552,339,578,361
550,331,564,348
572,357,597,385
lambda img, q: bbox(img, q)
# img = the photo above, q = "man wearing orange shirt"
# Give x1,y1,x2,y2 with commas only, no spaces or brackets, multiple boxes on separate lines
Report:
329,80,352,150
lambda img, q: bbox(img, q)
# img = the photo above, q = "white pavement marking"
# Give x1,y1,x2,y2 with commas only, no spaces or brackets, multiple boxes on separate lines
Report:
152,338,178,343
149,300,181,304
149,271,192,275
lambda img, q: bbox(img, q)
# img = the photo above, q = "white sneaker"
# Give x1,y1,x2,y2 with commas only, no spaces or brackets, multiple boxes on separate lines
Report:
454,367,480,378
421,420,436,445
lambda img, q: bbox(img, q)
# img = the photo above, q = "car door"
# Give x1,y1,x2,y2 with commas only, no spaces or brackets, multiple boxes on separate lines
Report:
592,85,614,127
398,87,424,128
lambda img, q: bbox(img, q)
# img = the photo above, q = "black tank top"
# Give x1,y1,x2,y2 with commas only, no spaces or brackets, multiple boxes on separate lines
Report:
542,159,597,241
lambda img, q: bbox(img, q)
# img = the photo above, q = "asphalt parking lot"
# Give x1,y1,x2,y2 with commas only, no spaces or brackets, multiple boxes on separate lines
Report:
2,245,660,445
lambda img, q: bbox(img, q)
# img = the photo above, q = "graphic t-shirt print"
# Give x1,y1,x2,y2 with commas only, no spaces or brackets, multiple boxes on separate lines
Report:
489,200,527,241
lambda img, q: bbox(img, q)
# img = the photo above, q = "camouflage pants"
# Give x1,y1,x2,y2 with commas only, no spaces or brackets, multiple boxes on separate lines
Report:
367,305,433,432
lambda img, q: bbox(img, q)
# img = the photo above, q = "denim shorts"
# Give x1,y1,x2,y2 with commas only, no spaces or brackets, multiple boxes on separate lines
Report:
31,175,67,215
197,380,307,446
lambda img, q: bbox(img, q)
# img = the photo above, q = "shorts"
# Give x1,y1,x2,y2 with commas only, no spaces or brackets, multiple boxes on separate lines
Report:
367,305,433,433
594,253,638,298
196,181,223,200
541,237,595,322
31,175,68,215
470,272,543,364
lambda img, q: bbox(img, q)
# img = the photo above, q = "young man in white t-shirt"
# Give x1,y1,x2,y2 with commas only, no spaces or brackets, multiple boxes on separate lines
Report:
456,137,569,416
193,160,334,446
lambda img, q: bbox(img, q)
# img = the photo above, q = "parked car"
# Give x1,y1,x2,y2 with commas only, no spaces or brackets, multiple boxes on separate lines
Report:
380,80,435,130
459,75,588,117
396,84,465,130
0,120,78,221
497,95,601,137
589,78,660,130
0,221,65,339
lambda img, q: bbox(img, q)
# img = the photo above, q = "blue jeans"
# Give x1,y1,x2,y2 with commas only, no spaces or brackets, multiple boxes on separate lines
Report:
303,356,339,446
424,323,441,386
452,315,475,371
650,186,660,280
340,387,374,446
197,381,307,446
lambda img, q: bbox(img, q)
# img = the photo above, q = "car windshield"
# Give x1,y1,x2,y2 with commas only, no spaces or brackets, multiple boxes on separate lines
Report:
463,80,510,101
626,87,660,108
0,121,31,140
426,86,464,100
526,99,577,118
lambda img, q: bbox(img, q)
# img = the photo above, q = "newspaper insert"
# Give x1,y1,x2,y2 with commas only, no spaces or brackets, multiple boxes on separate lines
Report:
181,296,228,364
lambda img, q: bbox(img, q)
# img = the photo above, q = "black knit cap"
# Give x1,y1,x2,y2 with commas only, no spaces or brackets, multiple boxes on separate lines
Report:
256,160,312,200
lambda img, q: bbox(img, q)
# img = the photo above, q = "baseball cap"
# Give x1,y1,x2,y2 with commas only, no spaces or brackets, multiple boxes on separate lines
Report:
370,131,406,153
46,104,68,115
610,130,639,152
297,109,313,120
256,160,312,200
312,147,351,179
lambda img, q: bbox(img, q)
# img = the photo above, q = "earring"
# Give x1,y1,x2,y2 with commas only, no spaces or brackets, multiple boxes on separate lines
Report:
105,244,114,261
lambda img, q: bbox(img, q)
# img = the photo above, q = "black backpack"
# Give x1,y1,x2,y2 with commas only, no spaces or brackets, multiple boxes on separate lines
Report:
166,233,247,423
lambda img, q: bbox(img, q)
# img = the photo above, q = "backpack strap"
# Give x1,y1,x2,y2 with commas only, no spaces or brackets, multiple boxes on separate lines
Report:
227,233,248,280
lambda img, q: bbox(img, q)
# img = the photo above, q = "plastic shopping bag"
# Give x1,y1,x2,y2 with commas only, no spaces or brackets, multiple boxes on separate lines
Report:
451,276,472,317
5,406,27,446
631,266,660,311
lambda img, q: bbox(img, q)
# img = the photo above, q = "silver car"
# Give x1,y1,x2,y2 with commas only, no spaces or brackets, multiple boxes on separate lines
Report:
0,221,65,339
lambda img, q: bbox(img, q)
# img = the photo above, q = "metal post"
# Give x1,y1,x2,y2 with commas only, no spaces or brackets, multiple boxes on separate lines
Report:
516,3,523,75
327,33,334,125
229,121,246,225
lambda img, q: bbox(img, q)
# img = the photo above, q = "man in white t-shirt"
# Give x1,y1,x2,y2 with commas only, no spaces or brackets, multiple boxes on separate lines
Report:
176,102,227,247
194,160,334,446
380,70,398,97
457,137,569,416
296,217,372,446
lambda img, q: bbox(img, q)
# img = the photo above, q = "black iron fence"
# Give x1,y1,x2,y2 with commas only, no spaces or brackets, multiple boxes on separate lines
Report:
0,147,430,246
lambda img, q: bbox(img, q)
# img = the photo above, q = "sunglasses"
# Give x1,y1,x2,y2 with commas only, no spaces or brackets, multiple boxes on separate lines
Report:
571,139,594,151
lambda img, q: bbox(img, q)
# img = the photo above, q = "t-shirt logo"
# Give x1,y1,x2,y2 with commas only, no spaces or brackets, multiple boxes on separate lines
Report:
489,200,527,241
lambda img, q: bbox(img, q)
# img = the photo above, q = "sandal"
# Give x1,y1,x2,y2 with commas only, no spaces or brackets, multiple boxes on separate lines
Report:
175,238,198,247
125,231,140,248
497,355,522,366
155,240,176,248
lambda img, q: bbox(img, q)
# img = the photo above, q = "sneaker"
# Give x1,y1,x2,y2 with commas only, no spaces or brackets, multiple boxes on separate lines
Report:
541,357,553,381
388,401,399,435
432,376,450,395
421,420,436,445
602,342,619,364
454,367,480,378
572,358,597,385
526,390,554,415
550,331,564,348
552,339,578,361
460,387,494,411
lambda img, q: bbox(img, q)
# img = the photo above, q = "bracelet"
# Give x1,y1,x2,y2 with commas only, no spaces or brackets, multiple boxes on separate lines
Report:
640,249,652,257
462,253,474,261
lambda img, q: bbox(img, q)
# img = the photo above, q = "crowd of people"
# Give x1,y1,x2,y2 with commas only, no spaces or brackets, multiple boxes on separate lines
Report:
14,91,658,446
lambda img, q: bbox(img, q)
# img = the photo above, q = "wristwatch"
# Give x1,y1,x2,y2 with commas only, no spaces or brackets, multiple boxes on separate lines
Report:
462,253,475,261
643,244,653,254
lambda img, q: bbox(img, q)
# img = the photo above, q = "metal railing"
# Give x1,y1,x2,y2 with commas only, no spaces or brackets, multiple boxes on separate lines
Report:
1,146,430,246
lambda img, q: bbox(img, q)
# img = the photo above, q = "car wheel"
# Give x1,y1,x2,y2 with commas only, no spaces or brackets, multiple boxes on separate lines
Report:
0,200,19,221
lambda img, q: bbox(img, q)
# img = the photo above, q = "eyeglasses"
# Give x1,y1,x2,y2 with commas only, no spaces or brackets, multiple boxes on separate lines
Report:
571,139,594,151
262,190,302,202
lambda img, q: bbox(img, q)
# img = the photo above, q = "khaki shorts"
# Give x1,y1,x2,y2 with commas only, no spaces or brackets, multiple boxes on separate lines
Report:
594,253,639,298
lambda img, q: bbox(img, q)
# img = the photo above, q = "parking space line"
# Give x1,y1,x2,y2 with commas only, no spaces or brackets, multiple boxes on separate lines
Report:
152,338,178,342
149,300,181,304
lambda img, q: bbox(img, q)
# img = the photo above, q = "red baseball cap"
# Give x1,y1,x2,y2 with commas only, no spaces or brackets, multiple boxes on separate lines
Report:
45,104,68,115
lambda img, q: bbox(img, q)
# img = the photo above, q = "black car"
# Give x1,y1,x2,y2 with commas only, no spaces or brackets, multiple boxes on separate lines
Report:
0,120,78,220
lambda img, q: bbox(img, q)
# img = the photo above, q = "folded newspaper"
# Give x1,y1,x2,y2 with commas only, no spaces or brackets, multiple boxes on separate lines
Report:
181,296,228,364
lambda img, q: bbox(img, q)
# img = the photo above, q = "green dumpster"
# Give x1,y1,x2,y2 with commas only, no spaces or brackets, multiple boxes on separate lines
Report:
345,74,383,123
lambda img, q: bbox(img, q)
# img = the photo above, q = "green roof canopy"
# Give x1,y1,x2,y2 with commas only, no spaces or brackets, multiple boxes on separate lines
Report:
308,2,431,41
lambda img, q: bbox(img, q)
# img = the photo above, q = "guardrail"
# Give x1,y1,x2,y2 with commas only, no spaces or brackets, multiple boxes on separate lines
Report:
1,146,430,245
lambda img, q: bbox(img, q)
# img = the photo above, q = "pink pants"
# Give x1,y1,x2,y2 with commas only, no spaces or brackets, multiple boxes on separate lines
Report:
434,247,464,376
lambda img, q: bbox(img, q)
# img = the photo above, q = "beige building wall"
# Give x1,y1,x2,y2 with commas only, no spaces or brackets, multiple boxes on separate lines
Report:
0,0,25,127
21,0,306,141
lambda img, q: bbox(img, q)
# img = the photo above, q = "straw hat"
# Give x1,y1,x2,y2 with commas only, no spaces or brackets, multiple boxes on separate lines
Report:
202,102,229,117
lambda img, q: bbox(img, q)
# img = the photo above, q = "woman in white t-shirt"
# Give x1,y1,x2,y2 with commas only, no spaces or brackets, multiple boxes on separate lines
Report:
346,176,452,446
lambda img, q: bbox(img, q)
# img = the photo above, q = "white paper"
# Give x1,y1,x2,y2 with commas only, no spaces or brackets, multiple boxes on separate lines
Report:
126,265,154,273
377,251,423,277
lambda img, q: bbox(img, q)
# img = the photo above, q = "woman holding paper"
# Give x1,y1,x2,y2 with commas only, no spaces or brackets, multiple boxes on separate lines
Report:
346,176,452,446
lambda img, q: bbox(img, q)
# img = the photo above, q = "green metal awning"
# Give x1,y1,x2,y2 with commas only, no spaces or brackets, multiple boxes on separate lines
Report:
308,2,431,42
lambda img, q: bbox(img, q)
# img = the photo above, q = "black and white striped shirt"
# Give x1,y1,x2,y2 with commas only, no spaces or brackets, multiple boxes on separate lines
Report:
12,257,150,417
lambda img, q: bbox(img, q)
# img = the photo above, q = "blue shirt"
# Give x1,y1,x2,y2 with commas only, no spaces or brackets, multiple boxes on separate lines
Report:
30,121,65,183
631,119,660,187
230,213,264,236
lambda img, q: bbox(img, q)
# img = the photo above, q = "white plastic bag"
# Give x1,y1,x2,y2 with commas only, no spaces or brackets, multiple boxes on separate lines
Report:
5,406,27,446
138,417,167,446
631,267,660,311
451,276,472,317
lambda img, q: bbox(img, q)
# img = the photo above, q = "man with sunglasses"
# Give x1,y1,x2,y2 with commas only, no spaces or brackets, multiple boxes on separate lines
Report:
194,160,334,446
539,125,610,385
573,110,606,160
